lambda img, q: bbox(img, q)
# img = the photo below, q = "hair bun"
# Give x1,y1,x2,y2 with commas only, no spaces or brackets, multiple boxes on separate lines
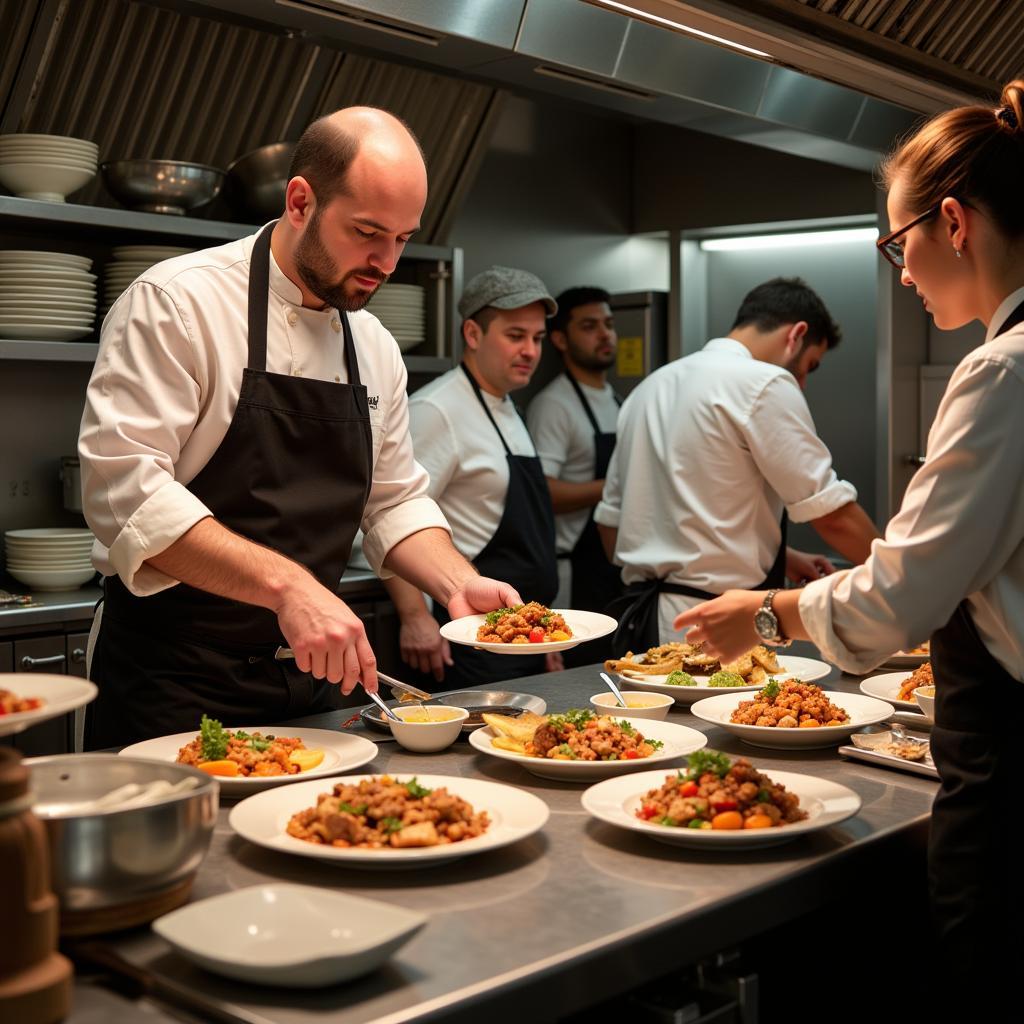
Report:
998,81,1024,133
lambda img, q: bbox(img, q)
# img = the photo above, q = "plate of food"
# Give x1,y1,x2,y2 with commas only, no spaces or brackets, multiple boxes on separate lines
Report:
859,663,933,711
604,641,831,703
359,689,547,734
468,708,706,780
582,750,861,849
689,680,893,749
439,603,616,655
228,773,549,868
0,673,97,738
880,641,930,669
119,716,379,793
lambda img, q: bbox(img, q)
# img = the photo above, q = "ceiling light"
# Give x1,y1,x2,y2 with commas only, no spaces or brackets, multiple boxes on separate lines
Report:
587,1,772,59
699,228,879,251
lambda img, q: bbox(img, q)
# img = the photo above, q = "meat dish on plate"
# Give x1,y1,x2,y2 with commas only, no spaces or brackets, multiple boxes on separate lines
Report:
475,602,572,644
483,708,664,761
176,715,324,777
605,641,781,687
729,680,849,728
0,688,44,715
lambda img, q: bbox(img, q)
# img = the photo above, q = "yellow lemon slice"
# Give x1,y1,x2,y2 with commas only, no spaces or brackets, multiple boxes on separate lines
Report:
288,748,325,772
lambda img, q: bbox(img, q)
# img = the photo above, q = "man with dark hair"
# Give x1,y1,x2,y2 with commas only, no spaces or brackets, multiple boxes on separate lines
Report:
79,107,520,747
595,276,879,652
528,286,623,660
384,266,561,686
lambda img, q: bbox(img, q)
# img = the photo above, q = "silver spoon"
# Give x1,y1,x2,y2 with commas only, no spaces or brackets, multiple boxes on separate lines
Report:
599,671,629,709
367,690,401,723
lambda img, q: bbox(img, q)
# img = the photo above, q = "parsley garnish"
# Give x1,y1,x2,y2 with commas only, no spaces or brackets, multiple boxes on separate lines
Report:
761,678,781,701
404,778,433,798
199,715,229,761
379,817,404,834
656,815,677,827
485,607,517,626
547,708,594,733
616,718,636,736
556,743,577,759
757,789,771,803
339,802,369,815
684,749,732,780
646,738,665,751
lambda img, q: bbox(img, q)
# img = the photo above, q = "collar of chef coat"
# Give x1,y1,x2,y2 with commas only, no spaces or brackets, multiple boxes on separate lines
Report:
243,223,336,314
703,337,754,359
986,285,1024,342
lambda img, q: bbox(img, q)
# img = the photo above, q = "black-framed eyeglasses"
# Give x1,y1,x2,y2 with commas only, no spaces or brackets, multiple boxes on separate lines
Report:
876,203,942,269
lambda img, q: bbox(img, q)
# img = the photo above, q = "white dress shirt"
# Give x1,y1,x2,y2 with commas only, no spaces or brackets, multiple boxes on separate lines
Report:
409,367,537,561
528,373,621,553
79,229,449,596
800,286,1024,681
595,338,857,640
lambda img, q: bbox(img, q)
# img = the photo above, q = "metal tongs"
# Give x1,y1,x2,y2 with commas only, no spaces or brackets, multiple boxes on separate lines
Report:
274,646,431,704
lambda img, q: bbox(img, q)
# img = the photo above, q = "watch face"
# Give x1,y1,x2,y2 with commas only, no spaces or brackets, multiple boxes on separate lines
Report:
754,608,777,640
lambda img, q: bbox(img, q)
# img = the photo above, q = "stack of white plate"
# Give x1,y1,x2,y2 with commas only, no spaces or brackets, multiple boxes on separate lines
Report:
0,133,98,202
101,244,192,317
4,529,96,591
0,250,97,341
365,283,426,353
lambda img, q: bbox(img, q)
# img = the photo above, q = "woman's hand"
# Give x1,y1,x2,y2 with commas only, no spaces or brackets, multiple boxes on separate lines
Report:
674,590,765,662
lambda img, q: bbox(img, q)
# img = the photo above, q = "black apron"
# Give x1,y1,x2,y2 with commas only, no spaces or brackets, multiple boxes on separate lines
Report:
562,372,622,668
927,296,1024,1001
86,224,373,748
606,514,788,655
432,364,558,689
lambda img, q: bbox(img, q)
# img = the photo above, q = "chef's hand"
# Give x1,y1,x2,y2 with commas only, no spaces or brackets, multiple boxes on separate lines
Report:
447,576,522,618
674,591,764,663
545,652,564,674
399,612,453,682
785,548,835,586
275,580,378,695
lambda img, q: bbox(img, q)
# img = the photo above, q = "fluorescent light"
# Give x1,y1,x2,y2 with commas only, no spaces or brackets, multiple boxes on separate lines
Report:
699,228,879,251
588,1,771,59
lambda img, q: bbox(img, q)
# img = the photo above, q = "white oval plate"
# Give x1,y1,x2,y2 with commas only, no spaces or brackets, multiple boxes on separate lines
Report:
119,727,379,794
582,769,862,849
880,649,930,669
0,251,92,268
615,654,831,704
229,774,549,868
859,672,930,711
0,324,92,340
440,608,617,655
467,716,707,781
689,690,893,749
0,673,97,737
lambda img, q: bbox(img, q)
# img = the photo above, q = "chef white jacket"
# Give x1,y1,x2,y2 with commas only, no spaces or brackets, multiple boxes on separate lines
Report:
801,286,1024,680
594,337,857,641
527,373,621,554
408,367,537,561
79,229,449,597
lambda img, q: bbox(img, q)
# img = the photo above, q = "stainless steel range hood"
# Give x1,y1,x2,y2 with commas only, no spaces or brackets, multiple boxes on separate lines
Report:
177,0,923,172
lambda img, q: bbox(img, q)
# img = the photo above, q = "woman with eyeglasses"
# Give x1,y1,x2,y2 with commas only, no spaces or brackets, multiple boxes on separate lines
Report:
676,80,1024,1001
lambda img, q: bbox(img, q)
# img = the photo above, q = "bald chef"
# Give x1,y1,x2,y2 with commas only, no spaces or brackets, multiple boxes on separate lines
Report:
78,108,520,748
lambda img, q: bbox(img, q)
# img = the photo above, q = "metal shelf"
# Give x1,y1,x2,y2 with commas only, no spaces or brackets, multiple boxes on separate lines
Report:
0,195,452,260
0,339,98,361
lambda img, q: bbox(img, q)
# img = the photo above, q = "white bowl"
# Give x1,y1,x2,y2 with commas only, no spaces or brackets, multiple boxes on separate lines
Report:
5,528,94,540
5,565,96,591
387,705,469,752
0,150,96,170
0,162,96,201
590,691,674,721
914,686,935,722
153,883,426,987
0,132,98,150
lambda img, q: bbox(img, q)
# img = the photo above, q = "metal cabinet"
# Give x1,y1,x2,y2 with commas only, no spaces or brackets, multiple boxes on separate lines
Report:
11,635,73,756
0,641,11,673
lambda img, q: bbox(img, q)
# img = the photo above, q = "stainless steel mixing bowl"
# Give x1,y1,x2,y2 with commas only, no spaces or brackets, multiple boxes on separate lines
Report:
225,142,296,221
26,754,218,916
100,159,225,215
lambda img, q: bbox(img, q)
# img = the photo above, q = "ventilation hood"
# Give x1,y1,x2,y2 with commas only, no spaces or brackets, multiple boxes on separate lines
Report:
173,0,923,172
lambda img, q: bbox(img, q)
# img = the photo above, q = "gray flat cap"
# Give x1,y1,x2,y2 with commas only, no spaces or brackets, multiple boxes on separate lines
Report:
457,265,557,320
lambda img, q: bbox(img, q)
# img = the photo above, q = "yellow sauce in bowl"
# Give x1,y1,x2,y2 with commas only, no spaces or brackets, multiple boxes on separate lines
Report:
395,707,464,724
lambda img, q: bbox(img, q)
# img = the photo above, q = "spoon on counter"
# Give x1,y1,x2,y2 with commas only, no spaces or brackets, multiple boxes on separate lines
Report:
599,671,629,709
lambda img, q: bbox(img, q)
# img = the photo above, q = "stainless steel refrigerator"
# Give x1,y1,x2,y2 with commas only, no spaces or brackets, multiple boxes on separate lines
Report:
607,291,669,397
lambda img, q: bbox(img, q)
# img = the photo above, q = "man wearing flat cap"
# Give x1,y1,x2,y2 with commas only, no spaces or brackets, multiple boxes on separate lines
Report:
383,266,560,686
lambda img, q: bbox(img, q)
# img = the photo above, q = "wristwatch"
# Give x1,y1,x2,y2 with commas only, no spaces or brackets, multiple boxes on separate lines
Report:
754,589,791,646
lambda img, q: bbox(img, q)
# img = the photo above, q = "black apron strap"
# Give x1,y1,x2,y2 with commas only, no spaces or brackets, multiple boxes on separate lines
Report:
461,362,513,456
246,224,274,371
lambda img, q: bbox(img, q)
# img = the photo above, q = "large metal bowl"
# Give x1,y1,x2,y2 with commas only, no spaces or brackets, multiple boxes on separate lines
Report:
225,142,296,221
26,754,218,932
100,159,225,216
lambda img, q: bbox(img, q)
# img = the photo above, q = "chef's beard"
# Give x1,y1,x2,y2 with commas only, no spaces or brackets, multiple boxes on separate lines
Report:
294,209,388,312
567,337,616,371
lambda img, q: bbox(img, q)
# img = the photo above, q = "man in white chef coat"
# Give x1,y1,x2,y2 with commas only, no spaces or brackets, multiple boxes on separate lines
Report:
594,276,880,651
528,286,624,663
78,108,520,747
384,266,560,686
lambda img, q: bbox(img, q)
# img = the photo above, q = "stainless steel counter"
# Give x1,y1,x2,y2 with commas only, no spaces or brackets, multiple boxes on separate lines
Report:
67,654,935,1024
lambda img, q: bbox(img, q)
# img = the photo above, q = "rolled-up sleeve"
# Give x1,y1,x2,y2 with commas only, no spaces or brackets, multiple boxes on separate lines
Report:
744,375,857,523
799,352,1024,674
359,354,450,575
79,283,213,596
